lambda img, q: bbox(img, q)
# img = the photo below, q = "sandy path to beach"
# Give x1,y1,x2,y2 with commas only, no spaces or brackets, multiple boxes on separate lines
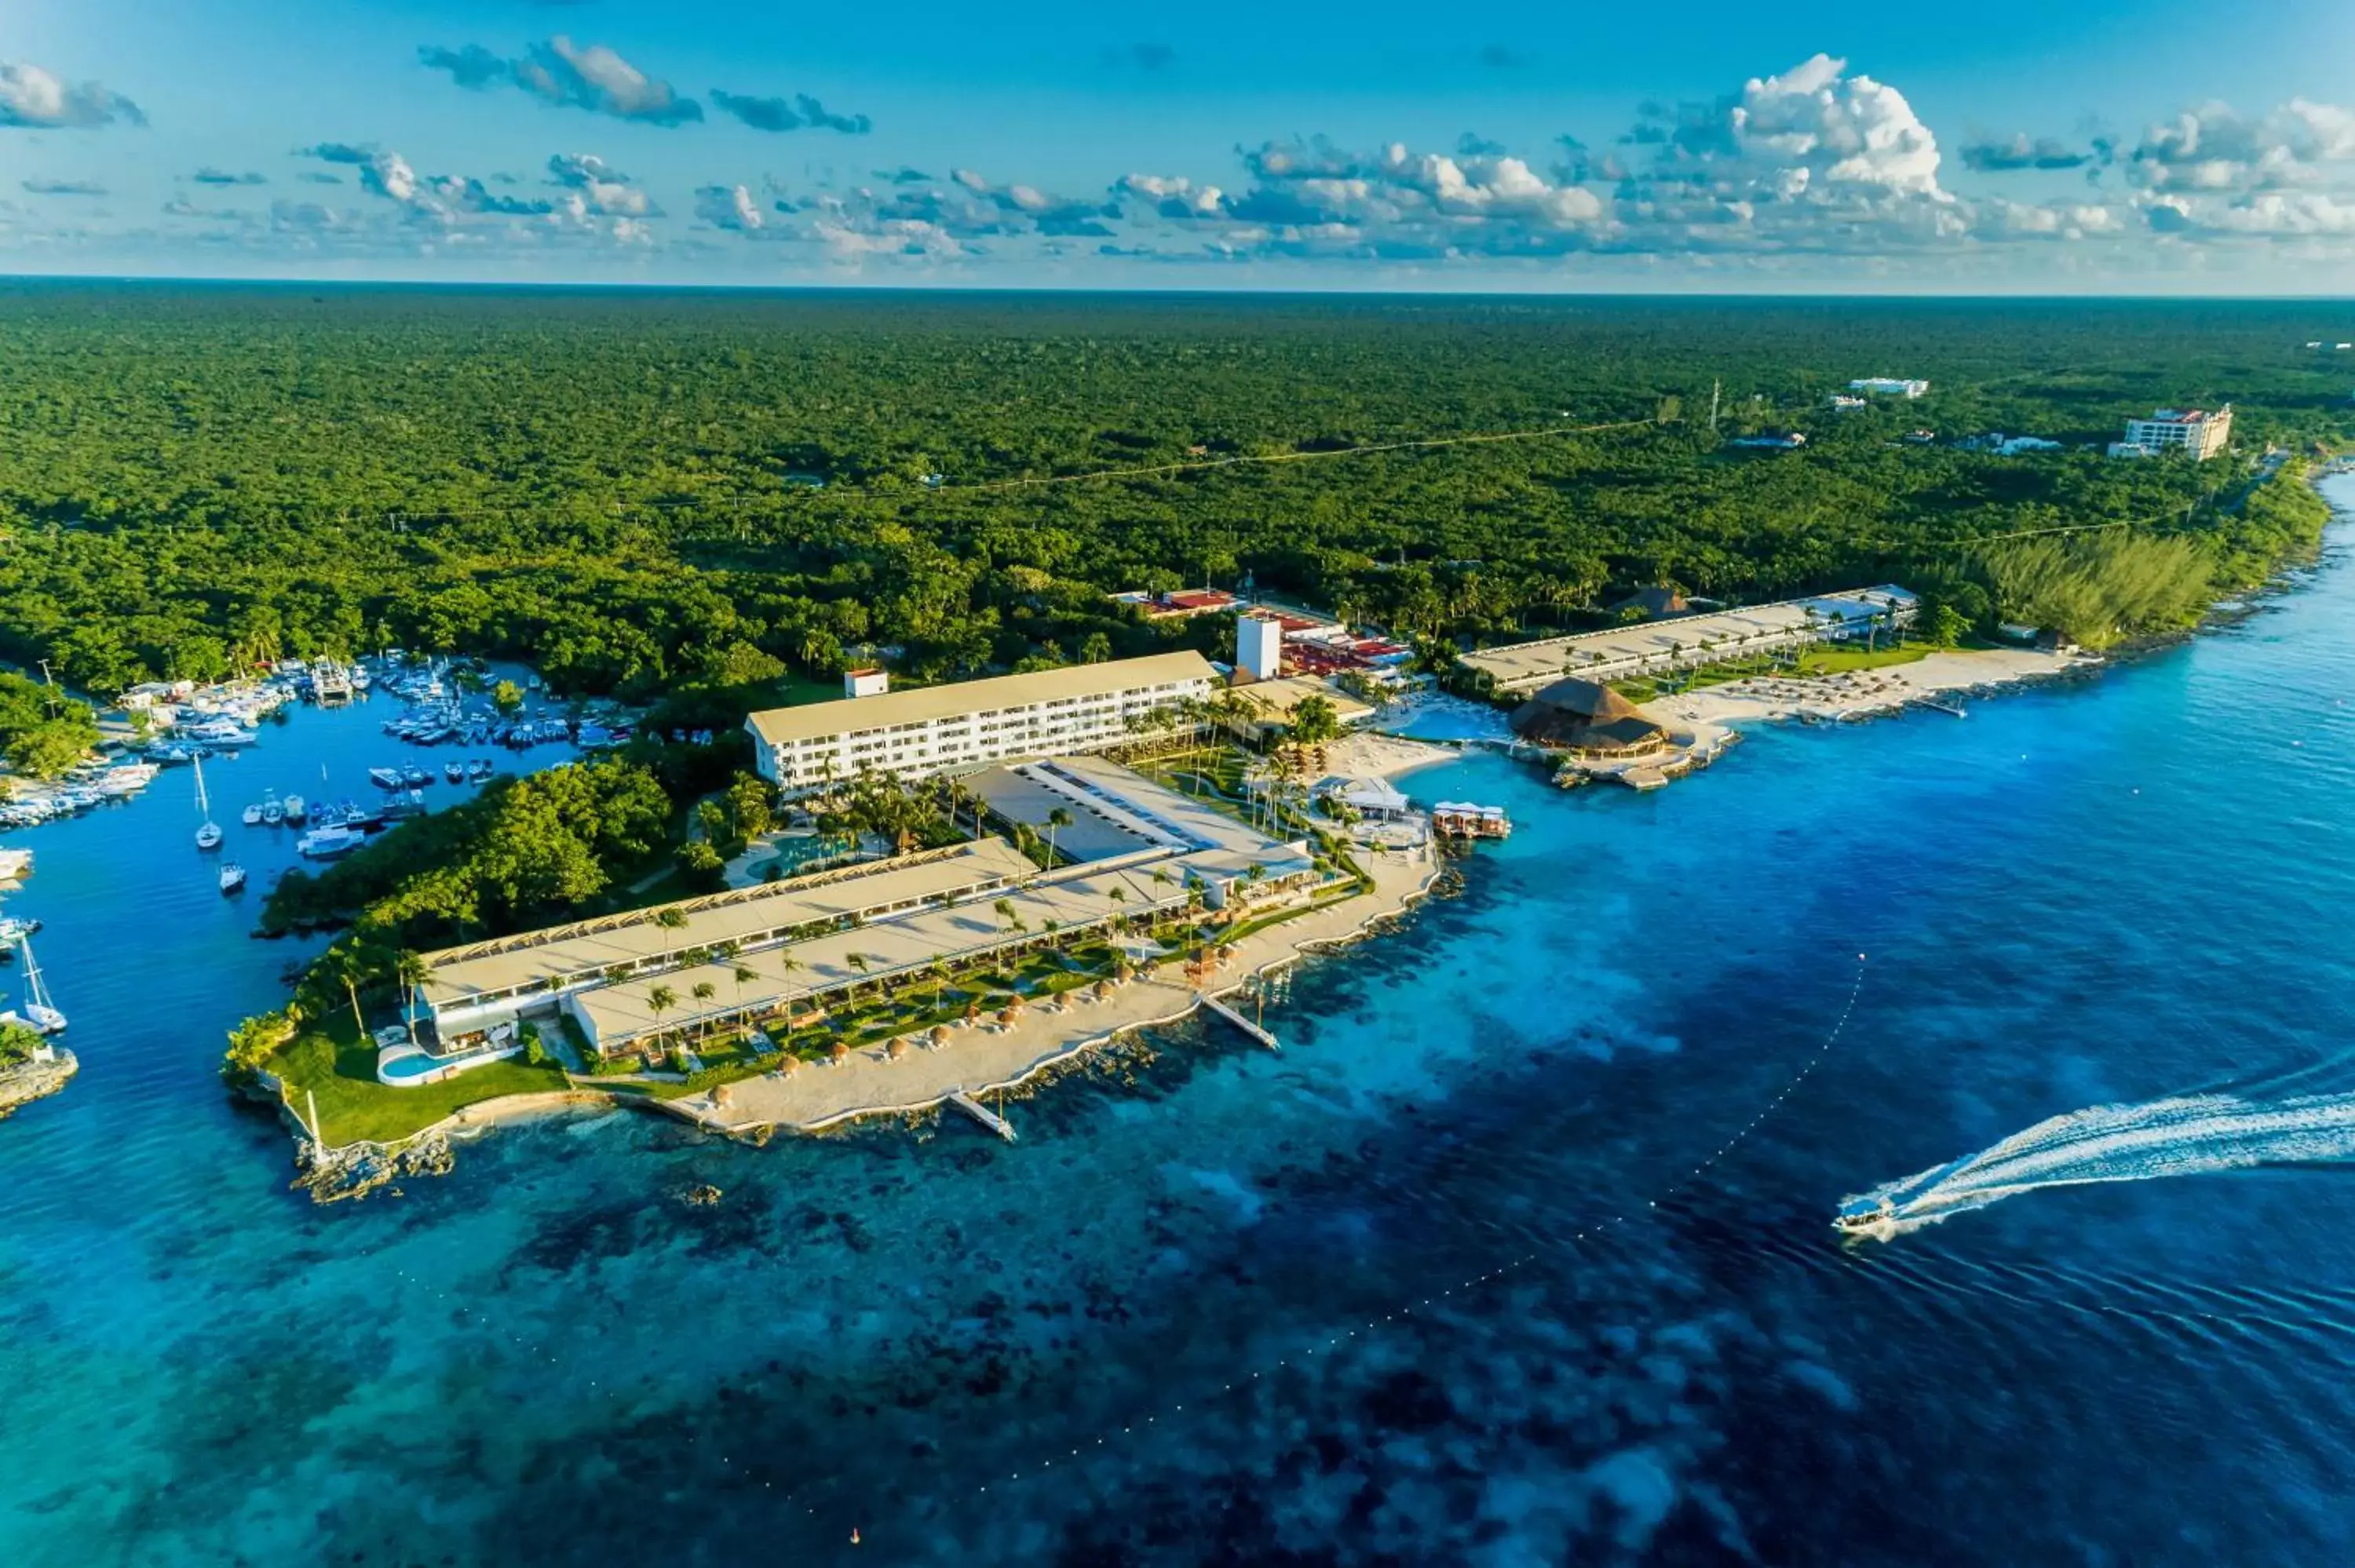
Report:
685,844,1442,1135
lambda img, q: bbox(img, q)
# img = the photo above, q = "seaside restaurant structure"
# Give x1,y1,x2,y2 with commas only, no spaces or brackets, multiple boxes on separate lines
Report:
411,753,1322,1060
1460,585,1919,696
743,651,1218,795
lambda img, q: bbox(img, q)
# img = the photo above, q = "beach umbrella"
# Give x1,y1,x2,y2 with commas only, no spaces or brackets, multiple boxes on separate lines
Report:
929,1025,952,1049
886,1037,907,1061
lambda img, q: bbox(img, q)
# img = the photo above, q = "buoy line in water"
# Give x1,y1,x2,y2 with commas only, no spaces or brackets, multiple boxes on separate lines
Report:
753,953,1877,1547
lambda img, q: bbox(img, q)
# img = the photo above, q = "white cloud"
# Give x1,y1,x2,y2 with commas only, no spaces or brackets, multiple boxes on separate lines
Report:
695,183,765,232
0,60,144,130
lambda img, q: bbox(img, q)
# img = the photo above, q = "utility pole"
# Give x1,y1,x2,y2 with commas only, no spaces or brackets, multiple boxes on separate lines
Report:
1708,379,1722,435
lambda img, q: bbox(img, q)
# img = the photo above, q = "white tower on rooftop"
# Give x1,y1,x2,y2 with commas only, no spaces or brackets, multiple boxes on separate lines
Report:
1236,614,1283,682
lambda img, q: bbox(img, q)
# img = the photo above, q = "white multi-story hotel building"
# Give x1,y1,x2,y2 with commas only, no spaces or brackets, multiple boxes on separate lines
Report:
2120,406,2233,461
1849,377,1931,398
746,651,1218,791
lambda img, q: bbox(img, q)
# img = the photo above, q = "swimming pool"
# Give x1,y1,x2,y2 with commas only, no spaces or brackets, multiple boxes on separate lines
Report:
374,1041,522,1088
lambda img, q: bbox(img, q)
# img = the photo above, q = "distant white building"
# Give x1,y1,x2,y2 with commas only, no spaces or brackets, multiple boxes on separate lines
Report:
1849,377,1931,399
2122,406,2232,461
1236,614,1284,682
746,651,1216,792
1828,394,1869,411
842,667,889,699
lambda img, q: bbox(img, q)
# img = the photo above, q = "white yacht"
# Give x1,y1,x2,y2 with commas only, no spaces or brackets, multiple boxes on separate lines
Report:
219,862,247,894
283,793,309,826
296,823,367,859
261,793,284,827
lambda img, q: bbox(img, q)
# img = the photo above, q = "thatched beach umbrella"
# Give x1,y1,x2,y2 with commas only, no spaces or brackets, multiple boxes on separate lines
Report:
995,1007,1019,1029
829,1041,849,1066
886,1037,907,1061
929,1025,952,1050
711,1082,733,1109
1090,979,1113,1004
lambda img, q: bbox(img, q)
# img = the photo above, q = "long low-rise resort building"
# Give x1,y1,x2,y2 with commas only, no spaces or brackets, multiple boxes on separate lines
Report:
744,651,1218,793
1459,586,1919,696
411,752,1323,1059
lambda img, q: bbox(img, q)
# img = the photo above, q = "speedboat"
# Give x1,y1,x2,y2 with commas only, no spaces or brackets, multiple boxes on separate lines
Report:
219,862,247,894
261,796,285,827
444,760,466,784
467,757,492,779
1834,1196,1897,1234
240,803,263,826
368,767,403,790
283,793,308,825
402,765,429,788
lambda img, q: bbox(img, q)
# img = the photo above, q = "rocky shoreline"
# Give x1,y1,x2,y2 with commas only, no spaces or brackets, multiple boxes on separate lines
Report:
0,1048,76,1121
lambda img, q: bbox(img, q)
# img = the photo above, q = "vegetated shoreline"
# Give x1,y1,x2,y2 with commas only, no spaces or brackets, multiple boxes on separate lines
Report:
256,468,2352,1198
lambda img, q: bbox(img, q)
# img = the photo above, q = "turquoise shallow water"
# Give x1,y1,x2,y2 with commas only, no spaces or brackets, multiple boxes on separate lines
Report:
6,486,2355,1565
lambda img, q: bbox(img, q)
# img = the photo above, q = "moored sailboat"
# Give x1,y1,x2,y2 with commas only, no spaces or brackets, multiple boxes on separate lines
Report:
195,755,224,850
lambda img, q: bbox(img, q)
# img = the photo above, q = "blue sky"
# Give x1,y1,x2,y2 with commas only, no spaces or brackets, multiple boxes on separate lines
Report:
5,0,2354,290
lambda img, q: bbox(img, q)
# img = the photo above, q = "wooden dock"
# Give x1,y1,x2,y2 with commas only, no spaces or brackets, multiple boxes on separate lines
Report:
1202,993,1280,1052
945,1088,1017,1141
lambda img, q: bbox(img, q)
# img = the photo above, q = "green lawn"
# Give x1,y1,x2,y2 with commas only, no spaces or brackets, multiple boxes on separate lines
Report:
268,1023,571,1148
1790,641,1934,675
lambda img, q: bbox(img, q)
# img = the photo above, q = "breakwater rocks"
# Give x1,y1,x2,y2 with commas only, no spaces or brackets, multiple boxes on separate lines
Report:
293,1130,456,1204
0,1048,77,1121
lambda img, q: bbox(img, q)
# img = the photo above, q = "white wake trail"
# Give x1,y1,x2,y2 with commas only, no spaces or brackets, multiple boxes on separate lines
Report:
1838,1093,2355,1238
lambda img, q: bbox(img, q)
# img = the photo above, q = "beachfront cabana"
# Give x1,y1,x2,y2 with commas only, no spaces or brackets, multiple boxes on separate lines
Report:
1509,678,1669,758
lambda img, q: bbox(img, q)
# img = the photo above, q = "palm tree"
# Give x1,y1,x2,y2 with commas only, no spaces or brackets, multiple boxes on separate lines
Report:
846,951,871,997
653,906,689,932
775,950,803,1024
646,984,677,1054
392,948,430,1045
691,981,717,1041
1044,805,1073,866
327,943,373,1041
732,965,758,1034
928,956,951,1009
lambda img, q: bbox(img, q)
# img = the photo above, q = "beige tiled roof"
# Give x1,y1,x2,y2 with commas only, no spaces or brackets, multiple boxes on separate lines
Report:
745,651,1216,749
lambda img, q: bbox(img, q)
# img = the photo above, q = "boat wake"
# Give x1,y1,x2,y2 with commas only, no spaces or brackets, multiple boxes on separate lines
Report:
1838,1093,2355,1238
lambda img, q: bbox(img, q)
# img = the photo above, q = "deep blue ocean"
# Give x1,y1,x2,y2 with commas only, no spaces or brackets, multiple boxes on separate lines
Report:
5,483,2354,1566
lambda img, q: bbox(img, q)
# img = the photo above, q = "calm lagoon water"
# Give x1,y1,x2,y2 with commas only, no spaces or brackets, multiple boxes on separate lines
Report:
6,484,2355,1565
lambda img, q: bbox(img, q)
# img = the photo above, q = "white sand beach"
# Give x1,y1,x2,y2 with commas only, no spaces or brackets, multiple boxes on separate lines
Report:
1648,646,2087,733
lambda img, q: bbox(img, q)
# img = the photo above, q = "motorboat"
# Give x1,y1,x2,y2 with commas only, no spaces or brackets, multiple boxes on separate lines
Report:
283,793,308,825
0,915,39,948
297,823,367,859
261,795,285,827
241,803,263,826
443,760,466,784
94,764,159,798
219,862,247,894
1834,1196,1897,1234
402,765,430,788
368,767,403,790
467,758,492,779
